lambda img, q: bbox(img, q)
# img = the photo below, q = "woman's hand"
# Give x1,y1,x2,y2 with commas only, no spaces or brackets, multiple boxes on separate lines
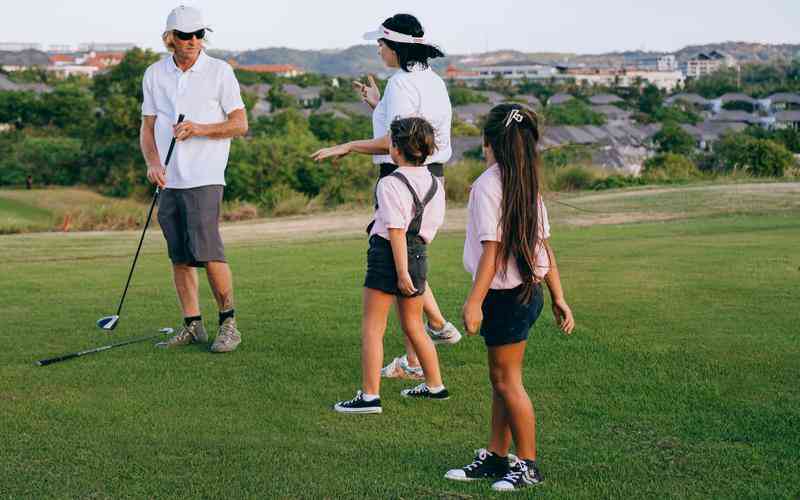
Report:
397,271,418,297
310,143,351,163
552,299,575,335
462,300,483,336
353,75,381,109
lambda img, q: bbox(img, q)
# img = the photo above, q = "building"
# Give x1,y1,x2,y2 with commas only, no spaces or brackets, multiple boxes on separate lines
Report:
453,103,493,125
232,63,303,77
0,42,42,51
77,42,135,52
548,93,574,106
556,65,684,91
685,51,738,78
445,61,557,85
47,45,74,54
589,94,624,105
625,54,678,72
283,84,322,108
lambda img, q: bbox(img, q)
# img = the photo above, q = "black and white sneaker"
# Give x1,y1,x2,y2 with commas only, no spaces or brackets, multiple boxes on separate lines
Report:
444,449,511,481
491,459,543,491
400,383,450,400
332,391,382,414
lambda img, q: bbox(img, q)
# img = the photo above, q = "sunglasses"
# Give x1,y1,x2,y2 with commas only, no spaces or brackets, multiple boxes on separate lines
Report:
174,29,205,41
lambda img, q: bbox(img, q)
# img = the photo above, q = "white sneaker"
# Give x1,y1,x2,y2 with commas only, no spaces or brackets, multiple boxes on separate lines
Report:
427,321,462,345
381,355,424,380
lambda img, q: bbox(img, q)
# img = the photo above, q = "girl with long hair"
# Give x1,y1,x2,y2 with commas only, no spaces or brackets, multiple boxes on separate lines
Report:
445,104,575,491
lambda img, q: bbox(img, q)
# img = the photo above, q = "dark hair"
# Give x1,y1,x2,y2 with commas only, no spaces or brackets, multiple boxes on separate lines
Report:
379,14,445,72
390,117,437,166
483,103,546,303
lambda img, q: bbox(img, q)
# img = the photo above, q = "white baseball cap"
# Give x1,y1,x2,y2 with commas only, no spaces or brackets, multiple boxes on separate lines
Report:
165,5,213,33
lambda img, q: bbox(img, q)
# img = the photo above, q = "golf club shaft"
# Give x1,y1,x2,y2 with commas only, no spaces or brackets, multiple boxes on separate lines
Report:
36,330,170,366
113,114,185,318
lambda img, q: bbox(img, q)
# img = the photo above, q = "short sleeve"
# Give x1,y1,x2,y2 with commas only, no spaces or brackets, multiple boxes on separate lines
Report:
539,198,551,239
471,182,502,243
220,64,245,114
376,178,410,229
383,77,418,126
141,68,157,116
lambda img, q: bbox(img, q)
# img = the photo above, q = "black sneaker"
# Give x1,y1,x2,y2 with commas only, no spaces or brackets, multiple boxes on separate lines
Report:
491,459,543,491
400,383,450,400
332,391,382,414
444,449,511,481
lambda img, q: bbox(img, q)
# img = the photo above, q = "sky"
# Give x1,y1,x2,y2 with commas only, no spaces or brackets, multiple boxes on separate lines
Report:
2,0,798,55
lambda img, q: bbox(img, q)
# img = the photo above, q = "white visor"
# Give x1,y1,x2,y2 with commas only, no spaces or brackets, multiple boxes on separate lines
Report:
363,24,443,53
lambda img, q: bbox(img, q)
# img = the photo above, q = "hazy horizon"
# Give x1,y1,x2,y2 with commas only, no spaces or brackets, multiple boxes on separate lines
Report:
2,0,798,55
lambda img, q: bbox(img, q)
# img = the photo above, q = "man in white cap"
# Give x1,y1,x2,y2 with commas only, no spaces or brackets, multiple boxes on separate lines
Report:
140,5,248,353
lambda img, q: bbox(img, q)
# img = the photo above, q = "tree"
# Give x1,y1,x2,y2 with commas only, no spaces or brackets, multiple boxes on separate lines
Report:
449,86,489,106
267,84,298,110
638,84,663,115
652,122,696,155
543,99,606,126
712,132,794,177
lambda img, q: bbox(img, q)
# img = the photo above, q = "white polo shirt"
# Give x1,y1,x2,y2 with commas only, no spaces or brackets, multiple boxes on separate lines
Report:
142,51,245,189
372,66,452,165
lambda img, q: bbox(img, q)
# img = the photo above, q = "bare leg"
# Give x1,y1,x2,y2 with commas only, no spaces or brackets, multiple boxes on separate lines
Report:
361,288,394,395
206,261,234,312
397,295,443,388
172,264,200,317
404,283,445,367
488,341,537,460
422,283,446,330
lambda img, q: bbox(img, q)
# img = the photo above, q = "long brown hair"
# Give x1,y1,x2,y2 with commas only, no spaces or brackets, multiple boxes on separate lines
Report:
483,103,544,302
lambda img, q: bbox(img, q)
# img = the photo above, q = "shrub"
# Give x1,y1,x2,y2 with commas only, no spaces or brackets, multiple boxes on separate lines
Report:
642,153,700,182
548,165,602,191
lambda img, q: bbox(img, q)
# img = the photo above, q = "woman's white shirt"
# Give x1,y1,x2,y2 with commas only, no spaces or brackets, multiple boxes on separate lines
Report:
371,66,452,165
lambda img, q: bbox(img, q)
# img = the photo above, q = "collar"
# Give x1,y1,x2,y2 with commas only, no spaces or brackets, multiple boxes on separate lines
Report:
168,50,209,74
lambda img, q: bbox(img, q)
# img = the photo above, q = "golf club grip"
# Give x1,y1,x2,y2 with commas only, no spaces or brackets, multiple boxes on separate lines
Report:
164,114,185,167
36,353,80,366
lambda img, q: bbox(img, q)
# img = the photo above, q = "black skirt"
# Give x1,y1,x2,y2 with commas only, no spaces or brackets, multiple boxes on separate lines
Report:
363,235,427,297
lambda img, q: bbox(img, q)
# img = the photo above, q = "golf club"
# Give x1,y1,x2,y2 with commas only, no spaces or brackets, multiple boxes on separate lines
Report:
36,328,175,366
97,114,185,331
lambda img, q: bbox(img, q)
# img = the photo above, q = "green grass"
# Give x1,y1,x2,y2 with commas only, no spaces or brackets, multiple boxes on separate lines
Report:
1,213,799,498
0,194,54,233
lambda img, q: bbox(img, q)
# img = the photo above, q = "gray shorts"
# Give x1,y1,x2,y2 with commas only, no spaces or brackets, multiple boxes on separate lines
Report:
157,185,226,268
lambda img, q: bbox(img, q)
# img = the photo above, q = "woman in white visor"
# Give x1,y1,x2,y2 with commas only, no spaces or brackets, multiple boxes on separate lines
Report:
312,13,462,381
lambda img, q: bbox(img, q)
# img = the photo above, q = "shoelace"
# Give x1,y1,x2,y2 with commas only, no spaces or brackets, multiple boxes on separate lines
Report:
218,322,236,342
173,327,193,342
407,383,429,395
502,461,528,483
464,449,490,471
344,392,365,405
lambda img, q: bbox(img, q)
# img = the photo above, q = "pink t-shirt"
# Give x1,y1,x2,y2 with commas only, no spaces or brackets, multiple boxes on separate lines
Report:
370,166,446,244
463,164,551,289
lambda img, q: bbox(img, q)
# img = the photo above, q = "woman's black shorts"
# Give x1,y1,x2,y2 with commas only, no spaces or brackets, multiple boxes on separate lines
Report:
363,235,427,297
480,284,544,347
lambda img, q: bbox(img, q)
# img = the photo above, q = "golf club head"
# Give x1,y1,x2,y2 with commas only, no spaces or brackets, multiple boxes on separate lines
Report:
159,327,175,334
97,316,119,331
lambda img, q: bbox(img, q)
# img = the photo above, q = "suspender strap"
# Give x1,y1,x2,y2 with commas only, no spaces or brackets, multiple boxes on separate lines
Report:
388,171,439,237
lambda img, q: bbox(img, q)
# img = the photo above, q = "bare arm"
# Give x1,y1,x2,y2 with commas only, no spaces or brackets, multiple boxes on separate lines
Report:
173,108,248,141
542,240,575,334
310,134,390,162
388,228,417,296
140,115,166,188
462,241,499,335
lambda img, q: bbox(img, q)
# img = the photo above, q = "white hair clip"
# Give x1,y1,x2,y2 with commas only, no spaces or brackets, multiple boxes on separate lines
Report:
505,109,523,128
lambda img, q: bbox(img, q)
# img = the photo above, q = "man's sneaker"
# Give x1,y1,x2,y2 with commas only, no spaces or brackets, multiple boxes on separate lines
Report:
444,449,511,481
333,391,382,414
491,459,543,491
381,355,424,380
400,383,449,400
210,317,241,353
427,321,462,345
156,320,207,348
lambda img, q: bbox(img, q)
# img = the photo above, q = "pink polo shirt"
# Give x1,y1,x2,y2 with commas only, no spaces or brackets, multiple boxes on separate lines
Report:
369,166,445,244
463,164,551,289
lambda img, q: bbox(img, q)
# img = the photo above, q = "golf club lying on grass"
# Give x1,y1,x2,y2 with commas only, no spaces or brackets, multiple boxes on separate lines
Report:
97,114,185,331
36,328,175,366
